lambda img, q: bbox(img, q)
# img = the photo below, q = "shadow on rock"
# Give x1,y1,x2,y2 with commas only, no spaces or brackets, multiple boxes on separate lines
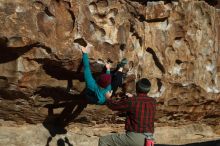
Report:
45,136,52,146
43,120,67,137
57,137,73,146
36,86,87,137
45,136,74,146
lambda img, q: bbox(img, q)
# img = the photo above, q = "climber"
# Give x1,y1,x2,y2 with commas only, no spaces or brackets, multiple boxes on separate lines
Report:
81,45,128,105
99,78,156,146
54,45,127,127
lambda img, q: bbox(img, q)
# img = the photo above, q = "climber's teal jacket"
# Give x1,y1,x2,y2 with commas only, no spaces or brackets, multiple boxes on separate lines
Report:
83,53,111,104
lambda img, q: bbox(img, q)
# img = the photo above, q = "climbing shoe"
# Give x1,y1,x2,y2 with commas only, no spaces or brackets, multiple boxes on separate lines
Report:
117,58,128,68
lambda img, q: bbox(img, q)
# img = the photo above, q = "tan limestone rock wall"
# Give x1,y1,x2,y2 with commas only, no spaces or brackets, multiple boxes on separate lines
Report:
0,0,219,128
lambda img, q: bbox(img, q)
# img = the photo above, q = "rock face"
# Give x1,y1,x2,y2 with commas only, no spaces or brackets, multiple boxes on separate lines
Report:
0,0,220,133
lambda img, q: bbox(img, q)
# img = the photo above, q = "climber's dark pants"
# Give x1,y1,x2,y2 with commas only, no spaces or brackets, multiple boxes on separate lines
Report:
111,71,123,95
